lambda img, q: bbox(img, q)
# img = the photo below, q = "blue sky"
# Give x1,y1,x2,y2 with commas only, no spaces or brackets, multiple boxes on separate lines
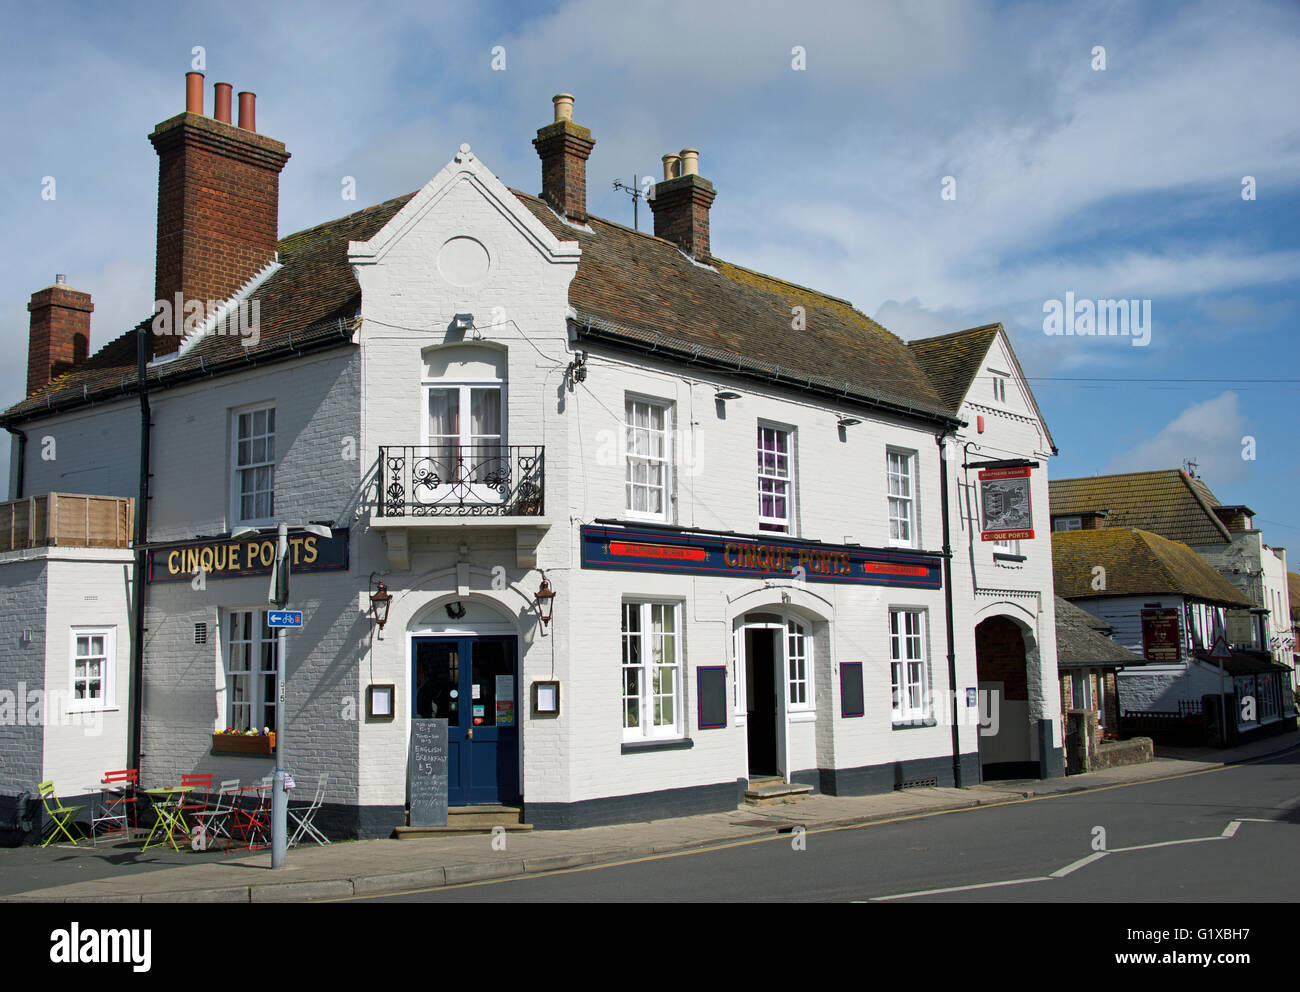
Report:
1,0,1297,545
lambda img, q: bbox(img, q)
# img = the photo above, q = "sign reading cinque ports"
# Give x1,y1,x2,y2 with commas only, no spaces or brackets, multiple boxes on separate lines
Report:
580,524,941,589
979,466,1034,541
146,528,350,583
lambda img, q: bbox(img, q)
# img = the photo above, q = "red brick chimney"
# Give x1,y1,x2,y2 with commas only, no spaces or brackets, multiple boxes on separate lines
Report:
533,94,595,224
27,274,92,395
148,72,289,358
649,148,716,260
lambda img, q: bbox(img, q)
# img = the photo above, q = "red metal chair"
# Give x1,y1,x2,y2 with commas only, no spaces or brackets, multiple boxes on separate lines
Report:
178,773,213,846
91,769,138,845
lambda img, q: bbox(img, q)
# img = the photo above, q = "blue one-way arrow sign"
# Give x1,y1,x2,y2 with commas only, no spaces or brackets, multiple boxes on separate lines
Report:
268,611,303,628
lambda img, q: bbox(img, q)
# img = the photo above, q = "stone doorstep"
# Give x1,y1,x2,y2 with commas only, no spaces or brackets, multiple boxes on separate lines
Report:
395,804,530,837
744,781,815,805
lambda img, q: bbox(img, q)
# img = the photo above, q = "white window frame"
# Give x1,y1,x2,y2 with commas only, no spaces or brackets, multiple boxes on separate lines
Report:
1054,516,1083,532
621,600,684,741
230,404,276,526
68,626,116,712
887,448,918,549
786,618,813,712
993,537,1022,555
222,609,279,733
889,609,930,724
624,396,673,522
757,423,795,534
420,378,508,504
992,374,1008,403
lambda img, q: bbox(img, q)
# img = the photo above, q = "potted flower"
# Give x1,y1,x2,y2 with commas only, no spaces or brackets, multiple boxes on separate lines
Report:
211,727,276,756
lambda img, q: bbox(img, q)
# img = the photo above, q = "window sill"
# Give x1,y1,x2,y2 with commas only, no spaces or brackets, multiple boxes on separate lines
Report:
891,717,937,730
788,709,817,723
65,705,119,715
993,553,1027,563
621,737,694,754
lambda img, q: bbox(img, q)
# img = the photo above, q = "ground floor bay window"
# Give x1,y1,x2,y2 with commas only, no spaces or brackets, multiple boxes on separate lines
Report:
621,602,682,740
224,610,279,732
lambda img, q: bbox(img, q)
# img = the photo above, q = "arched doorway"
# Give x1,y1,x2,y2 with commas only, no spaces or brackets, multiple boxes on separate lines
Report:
731,608,816,783
975,615,1035,779
408,597,520,805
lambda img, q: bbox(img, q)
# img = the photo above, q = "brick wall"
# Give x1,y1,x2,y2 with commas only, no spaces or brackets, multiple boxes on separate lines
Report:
27,284,91,397
148,112,289,358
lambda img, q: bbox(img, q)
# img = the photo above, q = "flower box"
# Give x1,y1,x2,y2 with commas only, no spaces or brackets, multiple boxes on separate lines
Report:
211,732,276,756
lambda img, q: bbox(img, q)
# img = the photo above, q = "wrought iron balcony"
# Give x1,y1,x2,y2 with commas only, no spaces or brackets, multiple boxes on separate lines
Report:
378,445,544,518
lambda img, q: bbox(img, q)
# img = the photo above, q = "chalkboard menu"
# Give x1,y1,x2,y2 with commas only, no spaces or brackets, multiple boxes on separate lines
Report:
697,666,727,730
409,718,449,827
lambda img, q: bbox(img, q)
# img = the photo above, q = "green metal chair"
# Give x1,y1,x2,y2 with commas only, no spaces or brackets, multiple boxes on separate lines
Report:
38,781,84,847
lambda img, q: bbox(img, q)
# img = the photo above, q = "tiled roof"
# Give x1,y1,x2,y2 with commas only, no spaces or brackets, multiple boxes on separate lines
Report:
1052,527,1255,606
5,185,995,428
907,324,1057,450
513,194,953,421
907,324,1000,412
1054,596,1144,668
1049,469,1232,546
1289,572,1300,621
3,193,415,422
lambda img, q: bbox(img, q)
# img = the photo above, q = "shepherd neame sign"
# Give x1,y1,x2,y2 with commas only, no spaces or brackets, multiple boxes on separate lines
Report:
581,524,941,589
147,528,349,583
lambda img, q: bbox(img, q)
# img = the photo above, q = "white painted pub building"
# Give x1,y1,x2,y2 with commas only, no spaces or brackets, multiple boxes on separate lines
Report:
0,78,1061,838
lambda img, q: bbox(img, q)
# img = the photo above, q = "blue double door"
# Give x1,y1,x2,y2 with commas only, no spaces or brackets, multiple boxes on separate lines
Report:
412,636,519,805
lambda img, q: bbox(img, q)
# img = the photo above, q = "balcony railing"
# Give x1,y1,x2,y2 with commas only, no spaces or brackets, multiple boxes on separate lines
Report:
0,493,135,551
378,445,544,518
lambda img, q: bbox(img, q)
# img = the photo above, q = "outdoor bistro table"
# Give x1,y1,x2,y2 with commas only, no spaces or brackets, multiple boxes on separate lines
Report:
142,787,193,852
230,783,272,851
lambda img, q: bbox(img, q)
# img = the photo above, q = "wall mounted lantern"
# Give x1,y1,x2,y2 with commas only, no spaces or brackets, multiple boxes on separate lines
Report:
535,572,556,626
837,415,862,428
369,572,393,639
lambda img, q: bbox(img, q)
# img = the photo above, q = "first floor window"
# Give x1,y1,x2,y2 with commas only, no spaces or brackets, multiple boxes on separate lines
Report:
625,398,671,519
621,601,681,738
889,609,928,723
887,450,916,547
234,406,275,523
225,611,278,732
758,425,793,532
70,627,114,710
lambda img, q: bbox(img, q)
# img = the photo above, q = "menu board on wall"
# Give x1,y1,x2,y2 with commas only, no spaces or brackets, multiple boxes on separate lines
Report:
1141,608,1182,663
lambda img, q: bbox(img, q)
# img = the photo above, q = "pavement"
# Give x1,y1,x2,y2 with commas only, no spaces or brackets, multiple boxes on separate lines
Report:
4,730,1296,903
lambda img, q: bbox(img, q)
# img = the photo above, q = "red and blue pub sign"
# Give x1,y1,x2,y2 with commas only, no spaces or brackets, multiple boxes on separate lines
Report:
580,523,942,589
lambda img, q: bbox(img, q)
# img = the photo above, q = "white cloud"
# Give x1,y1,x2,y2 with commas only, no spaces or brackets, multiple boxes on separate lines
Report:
1103,392,1251,484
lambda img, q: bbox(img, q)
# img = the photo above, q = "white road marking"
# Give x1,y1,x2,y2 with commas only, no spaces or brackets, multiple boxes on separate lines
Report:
1051,851,1107,877
868,876,1050,901
866,817,1284,902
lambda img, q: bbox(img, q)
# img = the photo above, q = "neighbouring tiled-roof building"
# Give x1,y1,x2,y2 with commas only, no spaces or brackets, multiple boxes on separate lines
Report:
1,78,1065,841
1049,469,1292,681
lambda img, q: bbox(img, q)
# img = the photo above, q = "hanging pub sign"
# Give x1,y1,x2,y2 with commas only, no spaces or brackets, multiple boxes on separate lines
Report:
146,528,350,583
580,524,942,590
1141,608,1182,663
979,466,1034,541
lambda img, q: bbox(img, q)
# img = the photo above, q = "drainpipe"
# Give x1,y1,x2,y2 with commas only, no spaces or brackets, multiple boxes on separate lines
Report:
936,431,963,787
3,425,26,499
129,323,152,774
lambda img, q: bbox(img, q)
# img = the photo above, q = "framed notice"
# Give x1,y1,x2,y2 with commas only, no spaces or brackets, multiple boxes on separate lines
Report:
532,681,560,717
979,466,1034,541
1141,608,1182,663
366,684,395,720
